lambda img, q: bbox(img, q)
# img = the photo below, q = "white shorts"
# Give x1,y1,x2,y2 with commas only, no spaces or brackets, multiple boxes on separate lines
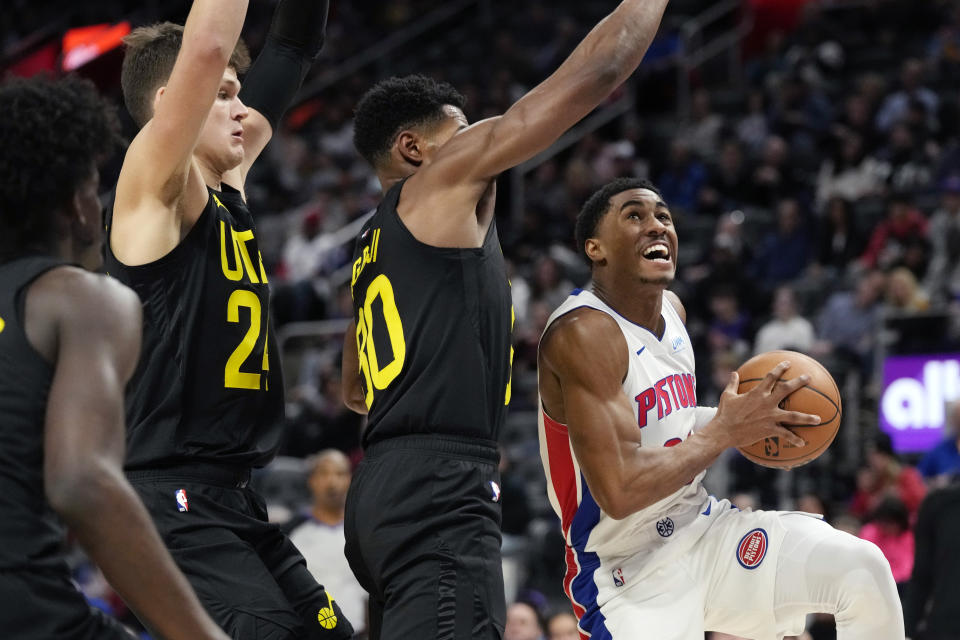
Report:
589,497,890,640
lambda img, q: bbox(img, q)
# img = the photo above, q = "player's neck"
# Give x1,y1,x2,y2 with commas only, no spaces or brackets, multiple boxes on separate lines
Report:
311,504,345,526
196,156,225,191
591,278,665,337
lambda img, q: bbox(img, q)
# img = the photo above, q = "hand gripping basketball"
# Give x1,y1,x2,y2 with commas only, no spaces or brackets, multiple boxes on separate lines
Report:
715,359,820,453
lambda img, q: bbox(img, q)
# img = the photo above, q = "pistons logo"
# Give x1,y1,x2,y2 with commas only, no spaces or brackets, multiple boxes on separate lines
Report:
737,528,768,569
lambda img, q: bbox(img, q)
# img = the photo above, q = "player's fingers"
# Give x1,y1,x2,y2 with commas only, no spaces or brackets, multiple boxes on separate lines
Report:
781,410,822,426
776,373,811,398
725,371,740,394
761,360,791,393
775,426,805,448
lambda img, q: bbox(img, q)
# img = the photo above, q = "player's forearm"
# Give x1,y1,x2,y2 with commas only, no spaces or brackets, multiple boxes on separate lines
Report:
556,0,670,101
182,0,249,64
607,429,726,518
51,465,227,640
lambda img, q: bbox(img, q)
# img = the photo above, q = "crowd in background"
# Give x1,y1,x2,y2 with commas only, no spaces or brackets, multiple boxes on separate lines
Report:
5,1,960,638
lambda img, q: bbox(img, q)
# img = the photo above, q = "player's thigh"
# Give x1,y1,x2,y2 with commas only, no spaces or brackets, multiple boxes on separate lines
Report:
0,569,136,640
600,564,705,640
167,525,302,640
697,507,796,639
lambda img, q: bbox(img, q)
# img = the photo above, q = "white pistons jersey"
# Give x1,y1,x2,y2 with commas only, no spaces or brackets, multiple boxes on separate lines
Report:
538,288,711,627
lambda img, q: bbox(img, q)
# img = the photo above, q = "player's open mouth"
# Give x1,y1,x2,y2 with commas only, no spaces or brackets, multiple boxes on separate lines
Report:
641,242,671,263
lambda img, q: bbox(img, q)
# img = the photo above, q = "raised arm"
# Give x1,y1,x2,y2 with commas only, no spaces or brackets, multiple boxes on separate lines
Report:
229,0,331,186
113,0,248,263
35,270,228,640
538,308,813,520
424,0,669,193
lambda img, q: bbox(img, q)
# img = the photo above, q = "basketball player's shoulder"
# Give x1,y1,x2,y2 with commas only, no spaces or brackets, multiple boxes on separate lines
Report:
663,290,686,324
32,268,141,334
539,306,626,375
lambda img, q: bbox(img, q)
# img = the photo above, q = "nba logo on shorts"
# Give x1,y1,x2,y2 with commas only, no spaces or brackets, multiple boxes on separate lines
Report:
737,528,768,569
489,481,501,502
612,567,626,588
176,489,189,513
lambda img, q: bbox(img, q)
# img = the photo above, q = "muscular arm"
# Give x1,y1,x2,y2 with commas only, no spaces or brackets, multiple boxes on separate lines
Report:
538,308,811,520
34,271,228,640
409,0,669,235
113,0,249,265
341,320,369,415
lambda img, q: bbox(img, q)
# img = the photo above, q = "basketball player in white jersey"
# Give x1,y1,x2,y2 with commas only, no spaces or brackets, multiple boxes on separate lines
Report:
537,177,904,640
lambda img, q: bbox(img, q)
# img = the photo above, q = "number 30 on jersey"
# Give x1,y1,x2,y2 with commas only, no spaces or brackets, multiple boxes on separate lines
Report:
355,274,406,408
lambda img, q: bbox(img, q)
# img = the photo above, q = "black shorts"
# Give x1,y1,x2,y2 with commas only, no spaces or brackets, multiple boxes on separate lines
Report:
0,567,135,639
344,435,506,640
129,464,348,640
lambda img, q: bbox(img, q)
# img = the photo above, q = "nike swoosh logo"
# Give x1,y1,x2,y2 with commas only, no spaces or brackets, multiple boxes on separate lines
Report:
636,347,646,356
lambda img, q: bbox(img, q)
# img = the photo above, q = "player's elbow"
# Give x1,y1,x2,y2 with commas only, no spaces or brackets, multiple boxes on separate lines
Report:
45,460,116,523
591,483,634,521
342,389,369,415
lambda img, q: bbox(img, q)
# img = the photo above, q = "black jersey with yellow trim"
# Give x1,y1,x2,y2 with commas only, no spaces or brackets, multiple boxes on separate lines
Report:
104,186,284,469
349,180,514,447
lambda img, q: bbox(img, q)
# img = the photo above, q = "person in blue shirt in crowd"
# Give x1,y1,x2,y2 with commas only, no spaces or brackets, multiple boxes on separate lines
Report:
918,401,960,486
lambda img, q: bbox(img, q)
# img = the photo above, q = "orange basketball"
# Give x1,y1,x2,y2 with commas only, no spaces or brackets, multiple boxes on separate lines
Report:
735,350,842,469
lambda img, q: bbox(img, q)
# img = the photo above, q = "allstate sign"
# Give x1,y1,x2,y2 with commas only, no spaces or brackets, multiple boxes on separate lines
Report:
880,354,960,452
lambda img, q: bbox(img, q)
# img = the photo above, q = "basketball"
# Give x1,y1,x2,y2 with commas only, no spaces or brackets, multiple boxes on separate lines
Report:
736,350,842,469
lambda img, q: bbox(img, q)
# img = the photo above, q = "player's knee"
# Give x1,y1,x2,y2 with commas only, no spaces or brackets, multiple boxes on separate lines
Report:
836,538,898,619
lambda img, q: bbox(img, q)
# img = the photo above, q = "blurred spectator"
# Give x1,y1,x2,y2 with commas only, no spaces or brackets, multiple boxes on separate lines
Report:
860,194,929,270
875,59,939,133
905,475,960,640
812,270,886,380
858,497,914,595
753,285,816,354
545,611,578,640
736,89,771,153
813,197,866,273
877,123,935,195
657,139,707,216
678,88,726,160
885,267,931,314
814,133,886,210
748,135,807,207
505,600,545,640
925,175,960,304
850,433,926,521
917,402,960,486
707,288,751,360
283,450,367,634
700,139,752,215
751,198,812,290
530,255,575,315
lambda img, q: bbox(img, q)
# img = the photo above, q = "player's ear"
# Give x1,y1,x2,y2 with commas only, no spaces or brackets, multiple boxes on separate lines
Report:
151,86,167,118
585,238,606,265
396,131,424,167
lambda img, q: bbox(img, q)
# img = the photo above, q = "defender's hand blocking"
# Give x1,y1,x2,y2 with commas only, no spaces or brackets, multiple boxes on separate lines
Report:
713,361,819,450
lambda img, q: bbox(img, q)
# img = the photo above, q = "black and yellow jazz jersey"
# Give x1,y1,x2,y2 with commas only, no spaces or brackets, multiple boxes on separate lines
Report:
349,179,514,447
104,186,284,470
0,255,67,570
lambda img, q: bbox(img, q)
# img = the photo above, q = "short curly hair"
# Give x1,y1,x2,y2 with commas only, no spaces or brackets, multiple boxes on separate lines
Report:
575,177,663,264
353,74,466,168
0,74,122,259
121,22,250,127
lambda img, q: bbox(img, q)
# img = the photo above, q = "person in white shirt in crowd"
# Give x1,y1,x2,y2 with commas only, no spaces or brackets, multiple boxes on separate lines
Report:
285,450,367,635
754,285,816,355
